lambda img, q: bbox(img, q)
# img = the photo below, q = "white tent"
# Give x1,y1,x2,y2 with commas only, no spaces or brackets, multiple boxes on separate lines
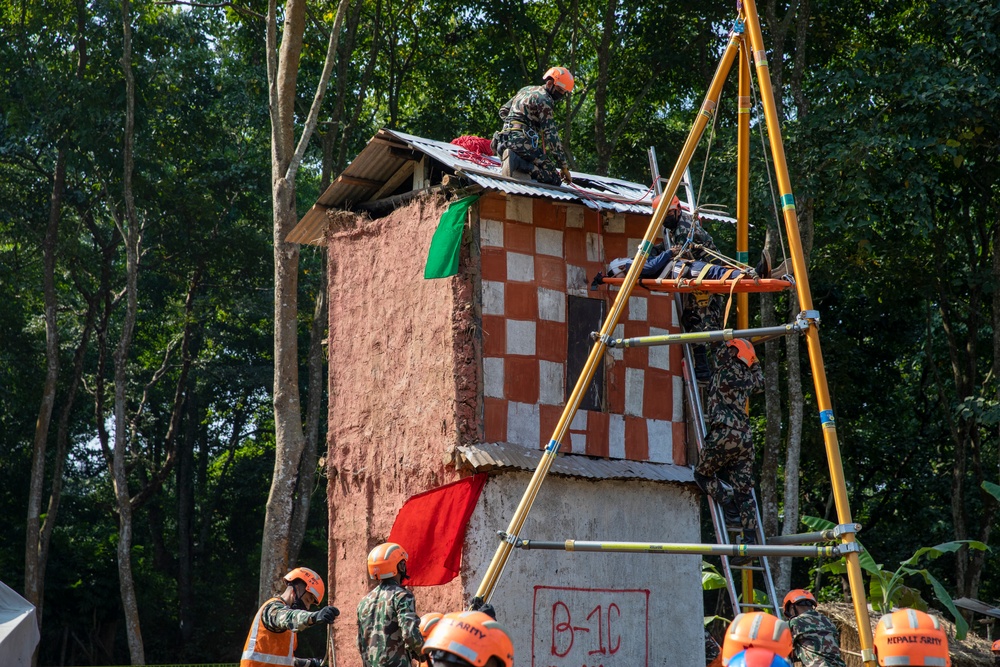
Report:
0,580,40,667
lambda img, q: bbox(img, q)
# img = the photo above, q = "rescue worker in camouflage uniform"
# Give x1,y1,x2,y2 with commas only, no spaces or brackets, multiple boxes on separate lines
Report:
783,590,846,667
694,338,764,560
491,67,575,186
657,195,769,382
241,566,339,667
357,543,423,667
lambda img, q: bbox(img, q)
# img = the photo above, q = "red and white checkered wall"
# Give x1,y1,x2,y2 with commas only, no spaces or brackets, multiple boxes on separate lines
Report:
477,193,688,466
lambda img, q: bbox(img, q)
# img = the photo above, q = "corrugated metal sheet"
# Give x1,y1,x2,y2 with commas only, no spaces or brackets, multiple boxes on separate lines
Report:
288,127,737,245
456,441,694,484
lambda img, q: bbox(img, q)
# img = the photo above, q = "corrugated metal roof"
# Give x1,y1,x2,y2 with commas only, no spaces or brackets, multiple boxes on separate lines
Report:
288,127,737,245
456,441,694,484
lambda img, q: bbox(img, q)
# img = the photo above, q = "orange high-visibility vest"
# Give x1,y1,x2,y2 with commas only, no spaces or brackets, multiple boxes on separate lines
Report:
241,597,299,667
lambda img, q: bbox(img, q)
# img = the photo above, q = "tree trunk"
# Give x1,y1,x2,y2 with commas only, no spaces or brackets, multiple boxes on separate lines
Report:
112,1,144,661
25,145,65,637
260,0,349,602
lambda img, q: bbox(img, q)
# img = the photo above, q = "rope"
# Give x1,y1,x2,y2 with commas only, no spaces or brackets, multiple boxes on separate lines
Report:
744,46,790,271
454,149,500,168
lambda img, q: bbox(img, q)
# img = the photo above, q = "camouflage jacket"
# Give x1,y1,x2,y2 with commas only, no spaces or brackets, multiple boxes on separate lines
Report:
260,597,315,633
788,609,847,667
356,579,422,667
705,344,764,429
705,628,721,664
665,211,717,260
499,85,568,169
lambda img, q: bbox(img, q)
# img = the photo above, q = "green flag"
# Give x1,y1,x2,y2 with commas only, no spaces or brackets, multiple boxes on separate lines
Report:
424,195,480,279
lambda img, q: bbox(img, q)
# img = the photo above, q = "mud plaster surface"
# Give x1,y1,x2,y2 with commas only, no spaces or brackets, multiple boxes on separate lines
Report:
323,196,480,665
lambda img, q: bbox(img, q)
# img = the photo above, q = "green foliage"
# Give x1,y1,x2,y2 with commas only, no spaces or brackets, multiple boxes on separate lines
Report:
801,516,987,639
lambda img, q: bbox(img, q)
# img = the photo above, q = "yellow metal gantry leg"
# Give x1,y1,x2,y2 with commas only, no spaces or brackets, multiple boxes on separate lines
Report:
739,0,876,663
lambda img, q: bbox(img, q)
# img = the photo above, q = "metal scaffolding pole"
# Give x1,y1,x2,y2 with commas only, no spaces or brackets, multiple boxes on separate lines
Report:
602,317,810,349
739,0,876,662
508,535,856,559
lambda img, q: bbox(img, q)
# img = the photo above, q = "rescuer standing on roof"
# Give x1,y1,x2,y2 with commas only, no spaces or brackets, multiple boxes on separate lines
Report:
241,567,339,667
491,67,575,186
694,339,764,560
357,543,423,667
782,589,846,667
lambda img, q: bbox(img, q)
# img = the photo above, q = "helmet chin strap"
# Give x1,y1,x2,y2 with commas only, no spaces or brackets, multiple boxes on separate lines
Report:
289,582,308,610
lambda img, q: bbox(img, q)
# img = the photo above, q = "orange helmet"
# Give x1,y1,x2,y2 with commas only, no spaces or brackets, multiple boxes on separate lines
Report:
726,339,758,367
874,609,950,667
423,611,514,667
420,612,444,640
283,567,325,603
722,613,793,666
992,639,1000,654
543,67,575,93
367,542,408,580
782,589,816,617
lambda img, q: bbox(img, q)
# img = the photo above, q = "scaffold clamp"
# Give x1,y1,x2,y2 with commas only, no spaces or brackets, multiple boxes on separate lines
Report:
833,523,861,537
497,530,524,547
861,649,877,663
797,310,820,328
837,542,863,555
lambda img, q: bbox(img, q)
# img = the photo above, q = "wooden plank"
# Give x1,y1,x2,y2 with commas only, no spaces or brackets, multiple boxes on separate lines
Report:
368,160,416,201
338,174,384,189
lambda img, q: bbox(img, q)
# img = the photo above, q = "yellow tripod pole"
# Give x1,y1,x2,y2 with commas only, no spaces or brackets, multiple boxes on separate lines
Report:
473,29,746,603
740,1,876,662
736,34,754,608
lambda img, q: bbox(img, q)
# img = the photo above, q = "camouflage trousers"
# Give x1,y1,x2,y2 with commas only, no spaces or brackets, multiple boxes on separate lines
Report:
695,423,757,532
492,130,561,185
682,292,724,333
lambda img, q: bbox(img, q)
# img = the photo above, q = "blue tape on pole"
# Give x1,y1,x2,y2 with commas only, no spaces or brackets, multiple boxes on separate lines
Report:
781,193,796,211
545,439,561,454
736,251,749,264
819,410,835,425
640,240,653,255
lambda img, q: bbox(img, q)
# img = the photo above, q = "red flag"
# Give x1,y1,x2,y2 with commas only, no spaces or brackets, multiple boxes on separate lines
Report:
388,474,488,586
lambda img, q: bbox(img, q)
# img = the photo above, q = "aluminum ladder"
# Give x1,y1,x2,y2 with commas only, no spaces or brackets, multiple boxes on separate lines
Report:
675,293,780,618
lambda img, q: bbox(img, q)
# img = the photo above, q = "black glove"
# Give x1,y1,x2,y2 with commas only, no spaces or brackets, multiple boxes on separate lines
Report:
306,658,323,667
469,597,497,619
311,606,340,625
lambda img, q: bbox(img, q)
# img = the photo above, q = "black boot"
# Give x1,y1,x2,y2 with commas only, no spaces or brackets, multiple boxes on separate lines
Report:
753,250,771,279
731,531,757,567
501,149,531,181
693,345,712,383
721,499,742,530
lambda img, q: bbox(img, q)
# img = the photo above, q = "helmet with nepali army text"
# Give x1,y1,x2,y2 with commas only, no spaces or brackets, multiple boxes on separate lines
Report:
283,567,325,603
726,338,758,367
420,612,445,640
543,67,575,93
422,611,514,667
782,589,816,617
722,613,793,666
874,609,950,667
727,648,792,667
367,542,408,580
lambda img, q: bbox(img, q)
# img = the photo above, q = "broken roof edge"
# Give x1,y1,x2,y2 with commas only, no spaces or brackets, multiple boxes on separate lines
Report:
456,441,695,485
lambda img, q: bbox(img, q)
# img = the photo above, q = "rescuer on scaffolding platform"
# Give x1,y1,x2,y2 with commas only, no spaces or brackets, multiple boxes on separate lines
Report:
491,67,575,186
694,338,764,562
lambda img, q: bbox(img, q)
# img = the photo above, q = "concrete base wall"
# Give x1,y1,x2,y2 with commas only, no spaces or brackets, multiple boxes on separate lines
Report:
462,473,704,667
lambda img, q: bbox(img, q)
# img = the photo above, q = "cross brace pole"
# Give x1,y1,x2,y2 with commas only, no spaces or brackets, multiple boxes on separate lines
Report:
510,537,856,559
